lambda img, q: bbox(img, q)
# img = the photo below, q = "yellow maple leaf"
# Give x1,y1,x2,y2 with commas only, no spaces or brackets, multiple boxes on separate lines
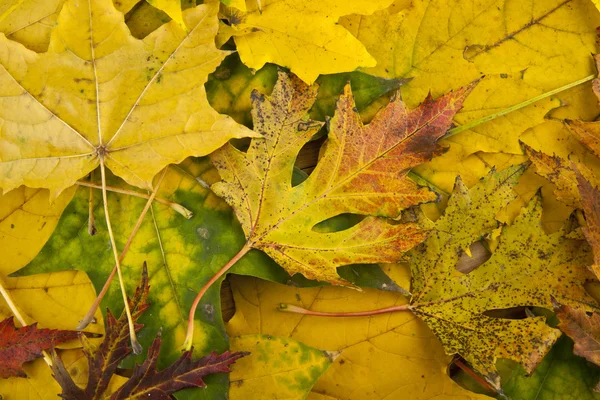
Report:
113,0,185,30
0,0,64,52
226,275,488,400
0,0,257,195
0,186,75,276
220,0,394,83
210,72,475,285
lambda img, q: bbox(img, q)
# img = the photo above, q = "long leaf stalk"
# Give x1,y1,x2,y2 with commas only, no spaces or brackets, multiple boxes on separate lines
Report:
78,168,169,331
183,243,251,351
278,303,411,316
76,180,193,219
99,159,142,355
88,170,97,235
444,74,595,138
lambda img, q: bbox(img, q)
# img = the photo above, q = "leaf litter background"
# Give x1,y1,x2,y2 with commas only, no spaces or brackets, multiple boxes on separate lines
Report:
4,0,600,399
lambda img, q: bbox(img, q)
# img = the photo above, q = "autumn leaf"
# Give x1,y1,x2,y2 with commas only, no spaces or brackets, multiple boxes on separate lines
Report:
0,317,89,379
229,334,333,400
575,168,600,281
342,0,599,194
522,143,581,208
219,0,394,83
50,263,151,400
206,54,279,127
565,53,600,158
555,302,600,374
0,186,75,276
343,0,598,107
18,159,291,392
403,166,599,389
226,275,488,400
411,76,559,195
454,336,600,400
0,0,64,52
210,72,476,285
277,166,599,390
0,0,256,195
0,270,105,399
51,264,246,399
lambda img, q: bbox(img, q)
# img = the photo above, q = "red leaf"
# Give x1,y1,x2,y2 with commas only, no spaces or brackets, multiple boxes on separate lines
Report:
0,317,82,379
109,331,247,399
52,263,151,399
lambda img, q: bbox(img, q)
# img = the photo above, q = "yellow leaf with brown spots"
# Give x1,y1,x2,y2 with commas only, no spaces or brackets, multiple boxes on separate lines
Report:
228,166,599,394
407,167,598,389
211,72,476,285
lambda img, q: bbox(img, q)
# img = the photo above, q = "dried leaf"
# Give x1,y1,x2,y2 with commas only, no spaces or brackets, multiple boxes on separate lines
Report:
0,317,82,379
211,72,476,284
523,143,581,208
555,302,600,369
576,168,600,280
0,0,256,194
110,341,245,399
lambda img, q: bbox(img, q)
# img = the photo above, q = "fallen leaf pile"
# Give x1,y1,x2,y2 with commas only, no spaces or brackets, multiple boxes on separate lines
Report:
3,0,600,399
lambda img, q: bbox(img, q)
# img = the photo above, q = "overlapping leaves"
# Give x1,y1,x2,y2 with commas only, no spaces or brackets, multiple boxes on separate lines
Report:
211,72,476,284
51,265,246,399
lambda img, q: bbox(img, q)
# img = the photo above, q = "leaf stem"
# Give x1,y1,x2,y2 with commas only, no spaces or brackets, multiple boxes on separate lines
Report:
278,303,411,317
445,74,595,138
454,358,498,394
183,243,252,351
76,180,193,219
77,168,169,330
0,278,27,326
0,277,53,366
99,159,141,355
88,171,97,235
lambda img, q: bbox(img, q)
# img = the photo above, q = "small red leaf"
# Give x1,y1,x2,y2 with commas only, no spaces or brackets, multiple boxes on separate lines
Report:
0,317,82,379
